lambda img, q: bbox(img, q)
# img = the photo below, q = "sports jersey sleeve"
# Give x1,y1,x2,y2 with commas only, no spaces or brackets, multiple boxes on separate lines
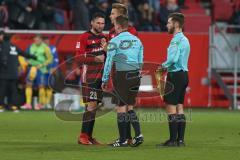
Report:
76,34,86,56
25,45,34,65
139,41,144,69
43,46,53,66
16,45,35,59
102,41,117,83
75,34,95,64
162,41,181,69
52,46,59,68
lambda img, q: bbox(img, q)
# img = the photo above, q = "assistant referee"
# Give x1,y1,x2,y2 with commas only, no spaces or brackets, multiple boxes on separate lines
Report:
157,12,190,147
102,16,144,147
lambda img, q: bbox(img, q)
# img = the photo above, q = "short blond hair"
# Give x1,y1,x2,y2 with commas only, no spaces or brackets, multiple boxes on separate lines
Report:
112,3,128,17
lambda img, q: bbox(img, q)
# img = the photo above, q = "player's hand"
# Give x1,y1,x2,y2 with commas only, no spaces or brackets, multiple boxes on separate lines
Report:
101,83,108,92
50,68,56,74
101,38,108,52
36,64,42,69
95,55,105,63
157,64,166,72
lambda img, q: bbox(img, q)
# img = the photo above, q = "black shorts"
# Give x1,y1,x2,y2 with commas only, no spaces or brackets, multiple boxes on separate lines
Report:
163,71,189,105
82,79,103,103
112,70,140,106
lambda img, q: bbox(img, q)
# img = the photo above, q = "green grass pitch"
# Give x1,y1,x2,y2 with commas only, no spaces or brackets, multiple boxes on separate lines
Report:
0,109,240,160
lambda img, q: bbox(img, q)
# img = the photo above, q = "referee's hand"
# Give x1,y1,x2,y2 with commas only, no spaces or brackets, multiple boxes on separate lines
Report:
157,64,167,72
101,83,108,92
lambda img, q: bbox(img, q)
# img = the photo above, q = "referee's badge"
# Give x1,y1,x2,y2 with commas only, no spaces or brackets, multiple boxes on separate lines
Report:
107,42,117,52
170,41,180,46
119,40,133,50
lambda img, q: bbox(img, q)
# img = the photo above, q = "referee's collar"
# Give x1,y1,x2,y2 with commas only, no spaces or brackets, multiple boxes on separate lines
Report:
174,32,183,38
118,30,128,36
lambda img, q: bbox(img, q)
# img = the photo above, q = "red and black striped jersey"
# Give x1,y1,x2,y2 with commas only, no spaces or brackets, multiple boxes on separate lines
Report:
108,26,138,40
75,31,107,83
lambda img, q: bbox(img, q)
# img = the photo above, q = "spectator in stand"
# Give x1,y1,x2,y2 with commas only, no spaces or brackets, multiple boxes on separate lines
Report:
0,0,8,28
159,0,180,31
178,0,186,9
131,0,145,10
8,0,40,29
149,0,160,14
38,0,56,30
91,0,111,30
137,1,160,31
72,0,91,30
117,0,139,27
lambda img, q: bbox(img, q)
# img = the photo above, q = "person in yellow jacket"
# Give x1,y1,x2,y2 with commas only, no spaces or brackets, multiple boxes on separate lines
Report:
21,34,53,110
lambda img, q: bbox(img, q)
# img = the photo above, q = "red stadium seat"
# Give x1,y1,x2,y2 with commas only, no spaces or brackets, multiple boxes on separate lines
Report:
233,0,240,11
185,0,200,3
184,15,211,33
181,8,206,15
213,1,234,21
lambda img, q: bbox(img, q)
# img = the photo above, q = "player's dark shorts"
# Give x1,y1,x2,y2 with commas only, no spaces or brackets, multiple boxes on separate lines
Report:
112,70,140,106
82,79,103,103
163,70,189,105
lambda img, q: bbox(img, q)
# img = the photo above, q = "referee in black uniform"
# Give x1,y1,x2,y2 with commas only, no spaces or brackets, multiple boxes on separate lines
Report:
157,13,190,147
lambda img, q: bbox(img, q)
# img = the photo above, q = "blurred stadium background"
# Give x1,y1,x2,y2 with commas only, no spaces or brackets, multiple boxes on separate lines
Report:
0,0,240,159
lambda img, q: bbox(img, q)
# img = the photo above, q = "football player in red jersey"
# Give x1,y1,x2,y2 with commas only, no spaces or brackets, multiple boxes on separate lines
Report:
102,3,140,145
76,13,107,145
108,3,138,40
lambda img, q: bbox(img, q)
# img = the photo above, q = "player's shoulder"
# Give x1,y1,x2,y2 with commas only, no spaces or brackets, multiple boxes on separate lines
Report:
80,31,91,39
178,33,189,45
109,26,115,33
172,34,189,48
99,32,107,39
183,34,189,42
126,31,141,44
42,43,50,48
128,26,138,36
182,36,190,48
50,45,57,51
29,43,35,48
109,35,118,44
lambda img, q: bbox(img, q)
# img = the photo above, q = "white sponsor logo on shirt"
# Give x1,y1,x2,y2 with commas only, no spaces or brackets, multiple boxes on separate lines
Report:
76,42,80,49
10,46,18,55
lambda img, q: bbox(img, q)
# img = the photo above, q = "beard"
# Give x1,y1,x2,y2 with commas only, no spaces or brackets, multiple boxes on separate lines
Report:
168,26,175,34
93,28,103,34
